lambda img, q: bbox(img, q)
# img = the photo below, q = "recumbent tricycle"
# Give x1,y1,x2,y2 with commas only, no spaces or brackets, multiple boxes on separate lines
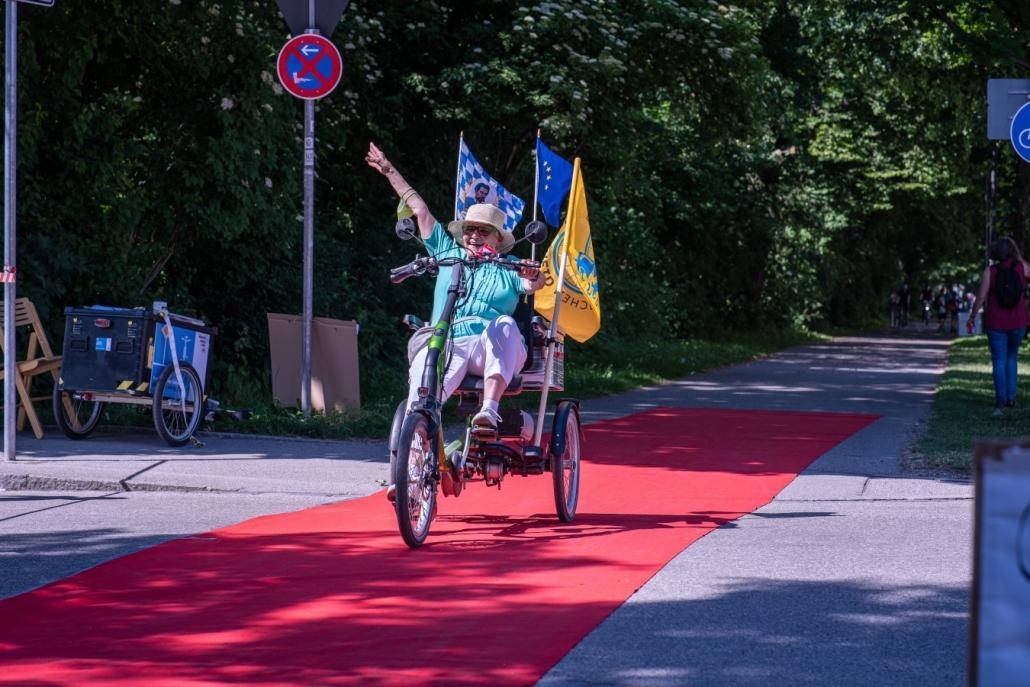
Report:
387,219,582,548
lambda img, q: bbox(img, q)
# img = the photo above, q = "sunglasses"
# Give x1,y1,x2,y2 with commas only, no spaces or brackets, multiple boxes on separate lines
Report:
463,225,496,237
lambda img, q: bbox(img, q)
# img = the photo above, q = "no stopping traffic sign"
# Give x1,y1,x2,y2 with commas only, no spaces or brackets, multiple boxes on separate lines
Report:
276,34,343,100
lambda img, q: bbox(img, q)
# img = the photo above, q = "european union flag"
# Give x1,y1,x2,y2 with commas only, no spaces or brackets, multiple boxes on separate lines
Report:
536,138,574,227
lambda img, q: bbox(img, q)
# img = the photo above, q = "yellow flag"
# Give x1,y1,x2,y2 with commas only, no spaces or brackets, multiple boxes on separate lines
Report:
534,158,601,342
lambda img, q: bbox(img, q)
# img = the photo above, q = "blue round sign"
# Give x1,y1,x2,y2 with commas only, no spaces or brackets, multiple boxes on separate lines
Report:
1010,101,1030,163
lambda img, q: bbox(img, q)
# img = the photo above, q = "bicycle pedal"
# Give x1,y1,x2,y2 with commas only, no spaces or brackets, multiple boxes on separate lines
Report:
470,425,498,439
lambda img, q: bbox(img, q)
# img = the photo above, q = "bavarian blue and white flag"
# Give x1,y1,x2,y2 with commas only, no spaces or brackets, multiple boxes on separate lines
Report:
454,139,525,232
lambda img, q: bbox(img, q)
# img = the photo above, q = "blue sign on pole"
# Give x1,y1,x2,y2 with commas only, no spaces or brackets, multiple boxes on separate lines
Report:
1010,102,1030,163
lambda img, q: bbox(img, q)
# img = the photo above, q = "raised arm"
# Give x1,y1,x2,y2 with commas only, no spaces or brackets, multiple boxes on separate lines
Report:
365,142,437,239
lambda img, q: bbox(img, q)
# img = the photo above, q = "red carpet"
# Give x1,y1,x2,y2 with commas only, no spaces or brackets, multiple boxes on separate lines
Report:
0,407,875,686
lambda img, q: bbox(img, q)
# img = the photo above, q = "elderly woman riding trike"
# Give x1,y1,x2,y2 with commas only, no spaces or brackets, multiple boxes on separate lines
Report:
367,142,582,548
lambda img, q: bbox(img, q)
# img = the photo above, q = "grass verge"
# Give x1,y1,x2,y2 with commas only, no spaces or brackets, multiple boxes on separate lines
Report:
913,335,1030,473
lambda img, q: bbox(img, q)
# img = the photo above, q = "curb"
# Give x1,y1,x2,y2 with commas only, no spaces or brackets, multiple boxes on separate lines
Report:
0,473,232,494
0,472,380,499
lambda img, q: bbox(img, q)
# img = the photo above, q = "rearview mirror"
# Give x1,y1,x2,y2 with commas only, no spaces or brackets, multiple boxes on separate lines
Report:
394,218,418,241
524,220,548,245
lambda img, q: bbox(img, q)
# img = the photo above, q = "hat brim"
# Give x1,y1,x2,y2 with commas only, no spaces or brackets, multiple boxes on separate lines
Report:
447,219,516,254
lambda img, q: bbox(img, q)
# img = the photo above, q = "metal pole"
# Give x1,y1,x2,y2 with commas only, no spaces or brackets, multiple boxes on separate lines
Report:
301,98,313,416
4,1,17,461
531,129,539,262
533,158,579,448
300,1,315,416
532,229,569,448
453,131,463,221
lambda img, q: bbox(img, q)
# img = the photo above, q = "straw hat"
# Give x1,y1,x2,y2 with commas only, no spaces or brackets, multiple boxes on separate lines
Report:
447,203,515,253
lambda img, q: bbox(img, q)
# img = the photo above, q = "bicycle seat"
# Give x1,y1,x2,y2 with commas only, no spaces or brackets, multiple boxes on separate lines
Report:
455,373,523,395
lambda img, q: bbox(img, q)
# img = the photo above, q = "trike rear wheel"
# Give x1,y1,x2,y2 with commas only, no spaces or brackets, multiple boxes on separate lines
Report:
152,363,204,447
394,412,437,548
550,401,581,522
52,387,104,439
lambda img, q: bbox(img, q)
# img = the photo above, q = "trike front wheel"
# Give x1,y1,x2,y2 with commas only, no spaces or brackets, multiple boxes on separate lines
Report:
394,412,437,548
388,399,407,487
152,363,204,447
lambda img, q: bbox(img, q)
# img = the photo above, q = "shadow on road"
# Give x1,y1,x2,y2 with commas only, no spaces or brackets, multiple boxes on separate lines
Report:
545,578,967,687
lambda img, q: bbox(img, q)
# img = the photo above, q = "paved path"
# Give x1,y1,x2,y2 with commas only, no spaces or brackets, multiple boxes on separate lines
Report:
0,334,969,685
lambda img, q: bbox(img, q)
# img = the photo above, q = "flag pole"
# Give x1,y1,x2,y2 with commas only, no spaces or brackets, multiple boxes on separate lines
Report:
534,157,579,448
531,129,540,261
453,131,464,221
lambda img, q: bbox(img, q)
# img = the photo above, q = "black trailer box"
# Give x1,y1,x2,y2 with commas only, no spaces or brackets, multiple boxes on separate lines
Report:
59,306,155,392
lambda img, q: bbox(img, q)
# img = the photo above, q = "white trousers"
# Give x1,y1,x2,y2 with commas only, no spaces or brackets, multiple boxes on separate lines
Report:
406,315,527,410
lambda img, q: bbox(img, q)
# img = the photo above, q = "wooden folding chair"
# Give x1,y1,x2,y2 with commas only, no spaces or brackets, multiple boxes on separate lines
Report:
0,298,62,438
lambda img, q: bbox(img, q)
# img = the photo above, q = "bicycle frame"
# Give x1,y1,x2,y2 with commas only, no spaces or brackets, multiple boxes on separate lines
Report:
415,260,465,413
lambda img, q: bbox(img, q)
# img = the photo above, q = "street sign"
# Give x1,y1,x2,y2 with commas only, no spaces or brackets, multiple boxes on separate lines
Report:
276,34,342,100
987,79,1030,140
275,0,350,38
1010,101,1030,163
13,0,54,6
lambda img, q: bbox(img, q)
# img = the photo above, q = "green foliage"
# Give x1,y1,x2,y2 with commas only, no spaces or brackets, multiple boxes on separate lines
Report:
0,1,1005,412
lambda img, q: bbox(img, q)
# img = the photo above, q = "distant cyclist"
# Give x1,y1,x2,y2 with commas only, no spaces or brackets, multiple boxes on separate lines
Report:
920,285,933,326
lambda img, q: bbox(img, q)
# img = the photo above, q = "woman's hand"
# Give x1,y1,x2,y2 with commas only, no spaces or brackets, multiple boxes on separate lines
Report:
366,141,436,238
516,259,541,281
517,260,546,293
365,142,392,175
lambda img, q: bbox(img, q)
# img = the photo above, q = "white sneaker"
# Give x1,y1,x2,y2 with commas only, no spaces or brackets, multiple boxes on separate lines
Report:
386,484,397,502
472,408,502,434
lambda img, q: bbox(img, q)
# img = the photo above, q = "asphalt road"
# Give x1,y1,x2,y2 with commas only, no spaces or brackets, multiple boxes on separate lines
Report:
0,332,970,686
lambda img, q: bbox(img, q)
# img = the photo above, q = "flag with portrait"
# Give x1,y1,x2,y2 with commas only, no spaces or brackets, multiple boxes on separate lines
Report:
453,138,525,232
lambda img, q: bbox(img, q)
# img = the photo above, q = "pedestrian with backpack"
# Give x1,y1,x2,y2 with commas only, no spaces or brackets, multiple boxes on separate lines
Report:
967,237,1030,416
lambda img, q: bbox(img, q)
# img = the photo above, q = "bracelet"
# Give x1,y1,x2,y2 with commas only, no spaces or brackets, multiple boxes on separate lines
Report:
400,188,420,204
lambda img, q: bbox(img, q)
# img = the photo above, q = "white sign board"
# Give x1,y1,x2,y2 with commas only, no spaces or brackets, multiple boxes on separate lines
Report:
972,443,1030,686
987,79,1030,141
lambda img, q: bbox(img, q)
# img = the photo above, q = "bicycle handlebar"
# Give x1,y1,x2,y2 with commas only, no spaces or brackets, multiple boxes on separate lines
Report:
389,257,430,284
389,254,538,284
